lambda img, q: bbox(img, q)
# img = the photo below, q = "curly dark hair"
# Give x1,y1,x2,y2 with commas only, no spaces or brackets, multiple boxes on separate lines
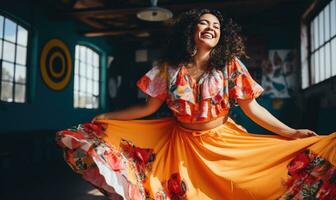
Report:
159,8,248,69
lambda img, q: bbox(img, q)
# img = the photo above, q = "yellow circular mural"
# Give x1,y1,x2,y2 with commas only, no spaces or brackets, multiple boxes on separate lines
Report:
40,38,72,90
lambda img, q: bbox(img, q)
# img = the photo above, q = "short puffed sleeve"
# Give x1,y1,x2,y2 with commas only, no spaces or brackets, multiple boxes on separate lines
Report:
228,57,264,104
136,66,168,101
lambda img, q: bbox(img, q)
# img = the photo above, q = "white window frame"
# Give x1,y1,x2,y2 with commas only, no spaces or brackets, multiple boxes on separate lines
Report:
74,44,100,109
301,0,336,89
0,14,29,103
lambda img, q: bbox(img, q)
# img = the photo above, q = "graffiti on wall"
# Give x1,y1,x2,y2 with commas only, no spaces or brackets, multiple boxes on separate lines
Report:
261,49,299,98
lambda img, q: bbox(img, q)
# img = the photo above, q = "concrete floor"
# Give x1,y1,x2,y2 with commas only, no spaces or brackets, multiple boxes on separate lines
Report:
1,161,108,200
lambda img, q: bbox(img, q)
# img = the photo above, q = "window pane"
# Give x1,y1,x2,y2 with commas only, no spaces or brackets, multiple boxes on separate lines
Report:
87,49,92,65
17,26,28,46
74,59,79,75
79,61,86,76
325,42,331,79
14,83,25,103
332,38,336,76
0,41,2,60
2,61,14,81
93,53,99,67
74,75,79,91
4,18,16,43
319,47,325,81
3,41,15,62
80,46,86,62
87,65,93,80
319,12,324,46
87,80,93,94
331,0,336,37
310,21,314,52
315,50,319,83
93,81,99,95
324,5,330,41
1,81,13,102
314,17,319,50
80,77,86,92
78,92,85,107
310,53,315,84
15,65,26,83
93,68,99,81
75,46,79,59
0,16,3,38
92,97,98,108
16,46,27,65
85,96,92,109
74,91,79,107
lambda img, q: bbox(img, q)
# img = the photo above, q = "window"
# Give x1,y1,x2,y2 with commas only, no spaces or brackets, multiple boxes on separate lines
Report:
74,45,100,109
302,0,336,88
0,15,28,102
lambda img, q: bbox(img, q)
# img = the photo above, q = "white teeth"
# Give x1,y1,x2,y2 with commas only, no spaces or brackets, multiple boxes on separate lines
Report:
202,33,213,39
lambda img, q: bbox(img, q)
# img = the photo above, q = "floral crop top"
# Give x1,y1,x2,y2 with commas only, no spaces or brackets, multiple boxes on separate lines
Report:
137,57,264,123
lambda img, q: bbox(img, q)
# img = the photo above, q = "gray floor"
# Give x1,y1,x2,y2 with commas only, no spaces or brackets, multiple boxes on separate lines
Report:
1,161,108,200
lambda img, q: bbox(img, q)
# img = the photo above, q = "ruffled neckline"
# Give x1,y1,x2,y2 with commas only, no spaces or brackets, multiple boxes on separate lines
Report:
180,65,213,85
167,65,225,104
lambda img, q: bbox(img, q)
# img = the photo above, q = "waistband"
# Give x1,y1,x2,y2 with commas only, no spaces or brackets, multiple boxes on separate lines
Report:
175,120,227,136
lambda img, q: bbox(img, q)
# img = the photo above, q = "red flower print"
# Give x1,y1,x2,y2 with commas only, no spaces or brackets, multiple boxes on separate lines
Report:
167,173,187,200
120,140,156,180
311,161,331,178
104,150,124,171
279,150,336,200
134,147,155,165
287,150,311,179
120,140,155,166
82,123,106,138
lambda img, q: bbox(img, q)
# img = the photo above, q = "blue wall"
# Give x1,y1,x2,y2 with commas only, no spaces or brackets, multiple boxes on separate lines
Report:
0,2,113,133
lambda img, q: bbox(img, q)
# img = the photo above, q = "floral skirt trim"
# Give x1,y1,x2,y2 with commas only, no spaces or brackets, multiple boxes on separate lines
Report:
56,123,146,199
56,122,335,200
56,123,186,200
278,149,336,200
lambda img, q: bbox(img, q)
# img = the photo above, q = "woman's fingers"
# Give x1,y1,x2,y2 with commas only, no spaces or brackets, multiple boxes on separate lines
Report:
91,114,103,123
295,129,318,138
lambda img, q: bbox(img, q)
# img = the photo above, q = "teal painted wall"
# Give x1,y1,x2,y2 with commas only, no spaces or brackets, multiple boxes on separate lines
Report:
0,2,114,133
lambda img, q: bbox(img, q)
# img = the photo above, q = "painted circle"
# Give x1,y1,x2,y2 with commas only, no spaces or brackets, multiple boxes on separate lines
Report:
40,38,72,90
48,51,66,78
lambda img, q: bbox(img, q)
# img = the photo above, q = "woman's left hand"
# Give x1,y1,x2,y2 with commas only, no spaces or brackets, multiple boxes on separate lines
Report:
287,129,319,139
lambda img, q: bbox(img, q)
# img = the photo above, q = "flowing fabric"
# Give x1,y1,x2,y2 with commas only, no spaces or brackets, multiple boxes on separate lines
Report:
56,117,336,200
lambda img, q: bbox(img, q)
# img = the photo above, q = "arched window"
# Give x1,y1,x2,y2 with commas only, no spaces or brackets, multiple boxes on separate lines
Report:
74,44,100,109
0,15,28,103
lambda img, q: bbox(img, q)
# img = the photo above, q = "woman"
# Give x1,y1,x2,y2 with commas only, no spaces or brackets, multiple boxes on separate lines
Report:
57,9,336,200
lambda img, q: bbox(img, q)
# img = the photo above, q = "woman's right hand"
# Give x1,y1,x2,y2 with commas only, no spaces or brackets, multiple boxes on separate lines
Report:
92,96,164,122
91,113,109,123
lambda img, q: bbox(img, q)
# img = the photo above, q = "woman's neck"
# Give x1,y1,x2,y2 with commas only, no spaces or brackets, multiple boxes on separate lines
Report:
192,48,211,70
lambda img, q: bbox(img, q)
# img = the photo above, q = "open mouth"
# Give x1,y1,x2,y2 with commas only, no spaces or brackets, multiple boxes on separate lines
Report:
200,31,215,39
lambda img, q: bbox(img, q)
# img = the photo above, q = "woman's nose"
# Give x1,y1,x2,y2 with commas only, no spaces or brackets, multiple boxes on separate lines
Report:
204,26,215,32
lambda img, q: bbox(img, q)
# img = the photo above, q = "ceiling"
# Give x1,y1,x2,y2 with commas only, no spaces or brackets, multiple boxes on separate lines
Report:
50,0,313,46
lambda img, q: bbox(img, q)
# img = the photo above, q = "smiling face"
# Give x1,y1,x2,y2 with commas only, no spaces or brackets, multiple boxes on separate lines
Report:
194,13,221,51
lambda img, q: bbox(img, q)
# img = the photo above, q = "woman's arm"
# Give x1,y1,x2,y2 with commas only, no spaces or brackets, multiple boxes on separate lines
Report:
238,98,318,139
92,96,164,121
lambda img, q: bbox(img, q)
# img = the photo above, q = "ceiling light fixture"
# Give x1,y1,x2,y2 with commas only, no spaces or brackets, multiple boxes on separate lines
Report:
137,0,173,22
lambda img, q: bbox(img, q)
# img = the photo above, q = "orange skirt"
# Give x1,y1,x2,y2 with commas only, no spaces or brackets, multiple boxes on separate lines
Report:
56,117,336,200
